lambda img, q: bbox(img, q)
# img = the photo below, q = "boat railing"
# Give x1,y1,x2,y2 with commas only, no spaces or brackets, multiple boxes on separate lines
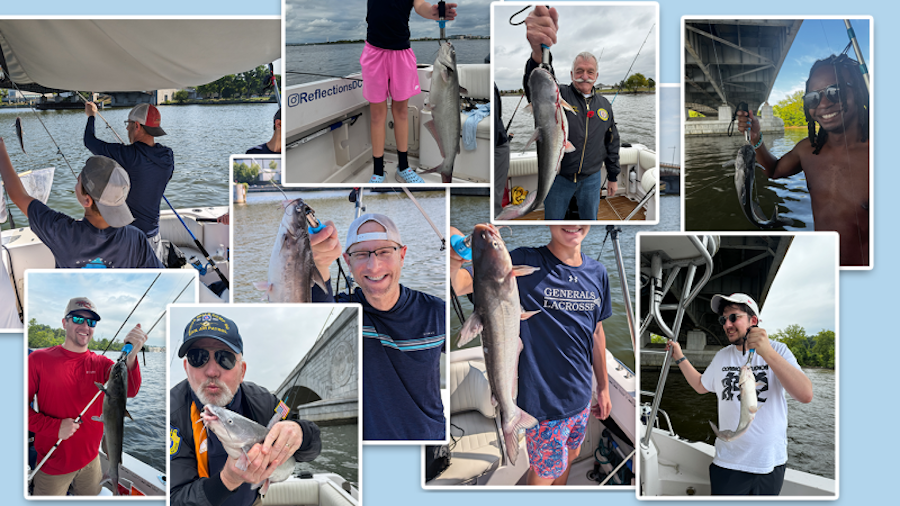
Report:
606,226,636,349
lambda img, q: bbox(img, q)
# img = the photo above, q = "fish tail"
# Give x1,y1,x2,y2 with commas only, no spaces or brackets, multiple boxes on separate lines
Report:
496,192,537,221
502,408,539,465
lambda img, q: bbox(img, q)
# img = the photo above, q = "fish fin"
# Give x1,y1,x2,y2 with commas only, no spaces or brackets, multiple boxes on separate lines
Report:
236,449,251,471
426,70,433,80
253,281,272,292
560,98,576,112
459,86,469,95
94,381,107,393
424,120,446,158
524,129,541,149
457,313,483,347
124,408,134,421
496,192,537,221
511,265,539,277
749,405,759,414
101,433,108,455
524,103,533,114
564,141,576,153
490,395,498,407
756,381,765,389
708,420,726,440
311,268,328,294
441,69,450,83
520,309,541,320
100,473,115,494
722,160,735,168
260,479,271,496
503,409,539,466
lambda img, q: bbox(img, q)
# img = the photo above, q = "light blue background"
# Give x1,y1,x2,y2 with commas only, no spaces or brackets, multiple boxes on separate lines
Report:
3,0,887,504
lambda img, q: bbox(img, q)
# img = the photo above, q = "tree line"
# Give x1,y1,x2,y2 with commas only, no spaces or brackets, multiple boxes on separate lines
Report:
193,66,281,100
233,160,279,184
771,324,835,369
27,319,130,352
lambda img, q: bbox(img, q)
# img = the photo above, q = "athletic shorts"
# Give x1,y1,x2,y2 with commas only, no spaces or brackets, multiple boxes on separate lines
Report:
359,42,420,103
525,406,590,479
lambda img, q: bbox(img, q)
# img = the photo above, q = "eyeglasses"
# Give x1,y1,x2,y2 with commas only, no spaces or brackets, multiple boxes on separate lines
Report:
718,313,747,326
186,348,237,370
803,84,845,109
347,246,399,263
67,316,98,328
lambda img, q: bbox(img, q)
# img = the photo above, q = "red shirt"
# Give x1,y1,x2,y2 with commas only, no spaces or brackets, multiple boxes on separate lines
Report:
28,346,141,475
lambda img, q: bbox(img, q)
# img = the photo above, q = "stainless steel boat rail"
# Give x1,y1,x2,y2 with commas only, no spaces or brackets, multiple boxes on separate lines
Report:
607,226,636,349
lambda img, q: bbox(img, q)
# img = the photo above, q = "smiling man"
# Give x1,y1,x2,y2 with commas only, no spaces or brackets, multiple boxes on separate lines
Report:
28,297,146,496
450,224,613,485
737,55,870,266
666,293,813,495
169,312,321,506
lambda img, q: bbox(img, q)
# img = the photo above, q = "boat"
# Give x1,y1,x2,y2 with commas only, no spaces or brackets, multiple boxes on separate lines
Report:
262,475,359,506
284,61,492,185
637,234,836,497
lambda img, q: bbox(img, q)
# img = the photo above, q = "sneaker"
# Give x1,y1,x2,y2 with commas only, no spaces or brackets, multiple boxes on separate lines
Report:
368,174,386,183
395,167,425,184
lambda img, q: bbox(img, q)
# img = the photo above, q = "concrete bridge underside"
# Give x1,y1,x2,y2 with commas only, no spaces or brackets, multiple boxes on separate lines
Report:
685,20,803,116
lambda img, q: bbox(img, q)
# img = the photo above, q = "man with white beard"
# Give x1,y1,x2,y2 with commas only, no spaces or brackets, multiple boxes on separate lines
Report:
169,312,321,506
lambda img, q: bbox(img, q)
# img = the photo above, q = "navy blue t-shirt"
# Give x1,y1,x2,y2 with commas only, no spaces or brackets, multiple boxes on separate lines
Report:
366,0,415,50
337,285,446,440
27,200,164,269
84,116,174,238
245,143,278,155
510,246,612,422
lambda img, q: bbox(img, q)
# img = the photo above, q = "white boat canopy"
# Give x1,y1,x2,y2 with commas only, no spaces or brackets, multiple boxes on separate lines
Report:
0,19,280,92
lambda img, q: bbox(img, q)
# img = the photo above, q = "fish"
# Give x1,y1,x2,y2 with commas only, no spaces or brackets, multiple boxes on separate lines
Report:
201,405,295,495
457,223,540,465
496,67,575,220
254,198,327,302
420,41,467,183
727,144,791,228
14,116,25,153
708,365,762,442
94,359,131,495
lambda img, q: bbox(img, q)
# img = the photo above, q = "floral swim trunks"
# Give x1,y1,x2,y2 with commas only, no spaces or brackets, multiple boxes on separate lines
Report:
525,405,591,479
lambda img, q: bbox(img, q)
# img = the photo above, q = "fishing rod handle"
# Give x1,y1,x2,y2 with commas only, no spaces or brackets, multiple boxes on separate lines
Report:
308,223,326,235
450,234,472,261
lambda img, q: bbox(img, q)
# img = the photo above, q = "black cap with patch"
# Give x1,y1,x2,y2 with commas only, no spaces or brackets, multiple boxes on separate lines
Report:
178,312,243,357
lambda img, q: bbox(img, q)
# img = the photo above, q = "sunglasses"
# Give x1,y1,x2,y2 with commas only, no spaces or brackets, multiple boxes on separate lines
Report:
186,348,237,370
718,313,748,326
803,83,845,109
67,315,98,328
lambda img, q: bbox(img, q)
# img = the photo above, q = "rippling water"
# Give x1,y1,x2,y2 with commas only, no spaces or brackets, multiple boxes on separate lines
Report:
294,423,359,487
0,103,274,230
684,129,814,231
449,194,680,370
286,39,491,87
125,351,166,473
233,189,446,302
640,367,835,479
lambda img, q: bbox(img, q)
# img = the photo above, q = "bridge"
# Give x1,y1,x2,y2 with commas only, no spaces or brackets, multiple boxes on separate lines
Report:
658,163,680,195
639,235,792,369
275,307,358,425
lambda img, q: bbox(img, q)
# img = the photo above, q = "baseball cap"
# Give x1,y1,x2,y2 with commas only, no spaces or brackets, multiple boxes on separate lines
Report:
128,103,166,136
65,297,101,321
178,312,243,357
345,213,402,252
274,108,281,129
711,293,761,320
80,156,134,228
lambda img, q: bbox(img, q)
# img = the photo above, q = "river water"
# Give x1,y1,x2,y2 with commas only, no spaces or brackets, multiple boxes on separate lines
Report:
233,189,447,303
640,366,835,479
684,129,814,231
1,103,276,230
294,423,359,487
286,39,491,87
449,194,680,370
126,351,167,473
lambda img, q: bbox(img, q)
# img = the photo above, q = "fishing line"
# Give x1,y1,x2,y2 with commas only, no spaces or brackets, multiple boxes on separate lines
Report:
73,92,126,144
609,24,655,105
684,172,733,198
504,93,526,133
706,22,728,107
401,187,446,251
100,273,161,356
4,80,77,177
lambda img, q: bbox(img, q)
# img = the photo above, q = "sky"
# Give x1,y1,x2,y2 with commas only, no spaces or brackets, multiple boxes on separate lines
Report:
760,234,837,336
286,0,492,44
26,270,198,348
167,304,353,392
659,85,680,165
493,4,657,92
767,18,870,105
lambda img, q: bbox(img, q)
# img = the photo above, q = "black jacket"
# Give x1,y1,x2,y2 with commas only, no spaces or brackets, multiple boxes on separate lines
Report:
523,56,621,182
169,380,322,506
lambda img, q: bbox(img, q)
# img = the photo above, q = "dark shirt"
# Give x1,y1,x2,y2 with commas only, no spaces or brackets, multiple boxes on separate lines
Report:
366,0,415,50
245,143,278,155
494,83,509,147
84,116,175,238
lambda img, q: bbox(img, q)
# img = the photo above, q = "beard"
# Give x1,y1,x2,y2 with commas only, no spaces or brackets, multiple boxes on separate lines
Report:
194,378,235,407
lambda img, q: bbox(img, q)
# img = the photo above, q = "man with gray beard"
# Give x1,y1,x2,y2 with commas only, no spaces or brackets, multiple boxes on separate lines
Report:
169,312,321,506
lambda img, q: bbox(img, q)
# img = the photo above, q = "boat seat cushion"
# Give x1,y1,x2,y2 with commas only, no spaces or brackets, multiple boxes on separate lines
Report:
158,215,203,250
459,110,491,140
457,64,490,100
508,155,540,178
429,411,502,485
262,479,318,506
449,360,495,418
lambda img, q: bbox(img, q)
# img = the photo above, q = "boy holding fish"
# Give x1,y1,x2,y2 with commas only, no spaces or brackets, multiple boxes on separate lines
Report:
666,293,813,495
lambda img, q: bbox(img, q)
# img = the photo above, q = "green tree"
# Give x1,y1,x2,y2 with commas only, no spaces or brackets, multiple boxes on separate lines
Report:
811,329,835,368
173,90,189,103
233,162,260,183
771,324,810,364
624,73,648,93
647,77,656,90
269,160,278,171
772,90,807,127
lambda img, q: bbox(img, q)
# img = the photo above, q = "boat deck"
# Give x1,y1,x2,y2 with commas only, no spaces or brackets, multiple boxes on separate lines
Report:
513,195,647,221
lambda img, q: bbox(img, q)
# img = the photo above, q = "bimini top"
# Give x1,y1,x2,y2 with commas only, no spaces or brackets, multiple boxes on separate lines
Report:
0,18,280,92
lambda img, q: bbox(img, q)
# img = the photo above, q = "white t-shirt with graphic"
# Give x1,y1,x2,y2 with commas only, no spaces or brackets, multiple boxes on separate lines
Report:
700,340,802,474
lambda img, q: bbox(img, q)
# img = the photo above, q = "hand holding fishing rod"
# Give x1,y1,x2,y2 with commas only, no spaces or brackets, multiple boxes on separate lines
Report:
81,98,126,145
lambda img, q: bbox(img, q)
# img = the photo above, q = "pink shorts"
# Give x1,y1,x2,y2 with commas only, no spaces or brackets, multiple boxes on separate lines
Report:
525,406,590,479
359,42,421,103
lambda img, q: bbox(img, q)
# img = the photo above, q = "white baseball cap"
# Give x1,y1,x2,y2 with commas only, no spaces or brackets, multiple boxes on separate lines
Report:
711,293,761,320
80,156,134,228
345,213,402,252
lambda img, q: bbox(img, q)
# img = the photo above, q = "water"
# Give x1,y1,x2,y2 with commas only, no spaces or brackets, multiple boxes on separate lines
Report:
294,423,359,487
684,130,815,231
286,39,491,86
125,351,167,473
640,367,835,479
1,103,276,230
501,93,656,151
233,189,447,302
449,194,680,370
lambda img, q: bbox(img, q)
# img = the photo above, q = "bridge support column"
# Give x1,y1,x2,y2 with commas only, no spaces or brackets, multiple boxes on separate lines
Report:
686,330,706,351
718,104,733,121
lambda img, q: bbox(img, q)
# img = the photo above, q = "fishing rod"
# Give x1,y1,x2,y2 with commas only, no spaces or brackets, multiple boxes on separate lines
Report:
609,23,655,105
843,20,870,91
29,343,135,481
74,92,127,145
285,113,362,151
268,63,282,107
162,195,230,290
401,187,445,251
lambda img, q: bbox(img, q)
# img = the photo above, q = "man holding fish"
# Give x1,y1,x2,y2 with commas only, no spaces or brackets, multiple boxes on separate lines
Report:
450,224,613,485
28,297,146,495
170,312,322,506
666,293,813,495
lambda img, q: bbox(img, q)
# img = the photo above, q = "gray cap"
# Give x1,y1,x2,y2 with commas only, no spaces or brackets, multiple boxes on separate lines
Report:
65,297,101,321
345,213,402,252
81,156,134,228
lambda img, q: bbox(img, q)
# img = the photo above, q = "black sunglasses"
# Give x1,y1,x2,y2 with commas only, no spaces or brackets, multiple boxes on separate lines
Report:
803,83,846,109
67,315,98,328
718,313,748,326
186,348,237,370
